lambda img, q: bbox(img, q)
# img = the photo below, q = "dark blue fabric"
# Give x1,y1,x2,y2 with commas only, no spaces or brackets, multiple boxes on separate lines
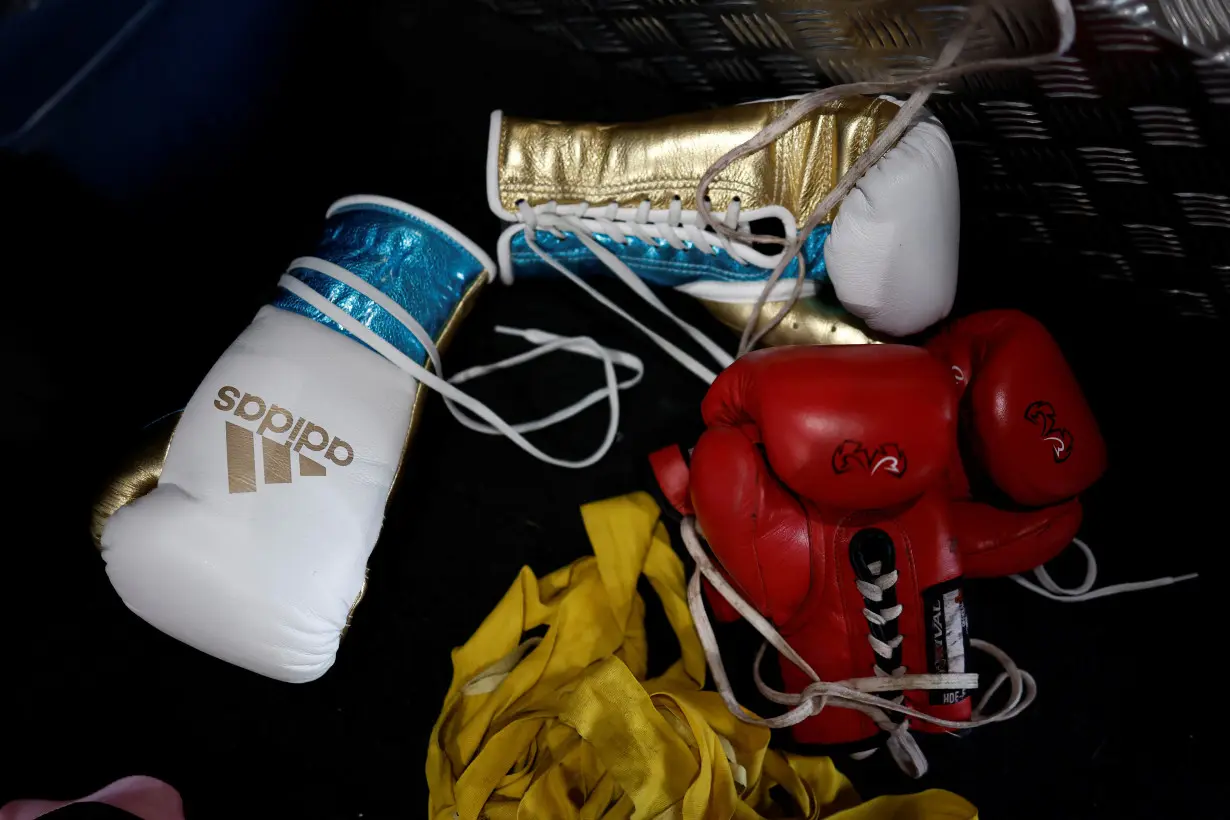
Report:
1,0,305,198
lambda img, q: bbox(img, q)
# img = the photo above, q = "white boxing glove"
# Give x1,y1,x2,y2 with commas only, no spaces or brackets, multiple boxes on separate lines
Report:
99,196,494,682
487,94,958,368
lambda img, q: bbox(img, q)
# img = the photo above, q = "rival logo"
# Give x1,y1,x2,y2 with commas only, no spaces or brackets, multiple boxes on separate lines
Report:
831,439,907,478
1023,400,1073,463
924,584,969,706
214,385,354,494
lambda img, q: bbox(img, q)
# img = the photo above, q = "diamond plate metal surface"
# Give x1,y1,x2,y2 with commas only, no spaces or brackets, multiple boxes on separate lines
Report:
1096,0,1230,59
482,0,1070,88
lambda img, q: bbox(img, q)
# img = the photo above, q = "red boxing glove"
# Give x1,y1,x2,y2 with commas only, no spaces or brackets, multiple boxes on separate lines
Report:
926,311,1106,578
688,346,973,750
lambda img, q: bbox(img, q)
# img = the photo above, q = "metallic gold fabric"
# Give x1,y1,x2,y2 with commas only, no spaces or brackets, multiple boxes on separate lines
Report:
497,97,898,225
90,414,178,549
700,298,884,346
426,492,978,820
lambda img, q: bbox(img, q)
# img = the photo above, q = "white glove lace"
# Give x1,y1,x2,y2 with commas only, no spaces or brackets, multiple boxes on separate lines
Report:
280,257,643,469
678,516,1036,779
1012,537,1198,602
512,199,745,385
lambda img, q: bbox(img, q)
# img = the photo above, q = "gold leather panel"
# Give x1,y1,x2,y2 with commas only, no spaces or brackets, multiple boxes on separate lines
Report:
699,298,884,347
90,414,178,549
497,97,897,225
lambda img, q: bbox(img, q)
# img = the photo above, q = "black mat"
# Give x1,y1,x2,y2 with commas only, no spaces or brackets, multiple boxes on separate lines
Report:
3,2,1216,816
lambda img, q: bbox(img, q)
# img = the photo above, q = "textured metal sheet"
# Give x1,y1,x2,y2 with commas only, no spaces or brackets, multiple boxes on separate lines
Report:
1095,0,1230,58
482,0,1069,89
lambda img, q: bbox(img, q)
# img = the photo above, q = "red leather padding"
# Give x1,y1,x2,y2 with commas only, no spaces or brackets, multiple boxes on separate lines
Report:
648,444,694,516
701,346,955,510
926,310,1107,507
953,498,1084,578
691,426,813,627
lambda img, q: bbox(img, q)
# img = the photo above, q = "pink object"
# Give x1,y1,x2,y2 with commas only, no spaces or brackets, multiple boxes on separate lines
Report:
0,776,184,820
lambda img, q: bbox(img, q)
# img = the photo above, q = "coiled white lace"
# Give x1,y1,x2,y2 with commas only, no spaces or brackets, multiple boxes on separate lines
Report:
280,257,643,469
678,516,1035,779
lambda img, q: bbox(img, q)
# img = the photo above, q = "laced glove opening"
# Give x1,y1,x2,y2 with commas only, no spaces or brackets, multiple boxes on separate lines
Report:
513,198,748,384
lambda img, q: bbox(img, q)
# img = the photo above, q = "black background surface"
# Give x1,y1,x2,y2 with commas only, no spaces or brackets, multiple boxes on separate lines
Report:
2,1,1218,817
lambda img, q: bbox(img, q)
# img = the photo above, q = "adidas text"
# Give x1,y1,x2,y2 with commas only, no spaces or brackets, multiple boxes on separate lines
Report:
215,385,354,493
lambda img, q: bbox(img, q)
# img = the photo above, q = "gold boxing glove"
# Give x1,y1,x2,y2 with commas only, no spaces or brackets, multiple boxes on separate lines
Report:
486,96,960,361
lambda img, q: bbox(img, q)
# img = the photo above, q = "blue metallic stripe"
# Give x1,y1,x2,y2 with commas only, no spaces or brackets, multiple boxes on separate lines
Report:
278,267,429,364
270,203,486,366
507,224,831,287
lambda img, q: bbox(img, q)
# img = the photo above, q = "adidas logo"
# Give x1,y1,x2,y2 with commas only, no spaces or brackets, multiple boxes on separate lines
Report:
214,385,354,494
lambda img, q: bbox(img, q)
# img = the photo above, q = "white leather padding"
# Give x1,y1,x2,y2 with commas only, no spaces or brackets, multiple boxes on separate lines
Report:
824,112,959,337
101,306,416,682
